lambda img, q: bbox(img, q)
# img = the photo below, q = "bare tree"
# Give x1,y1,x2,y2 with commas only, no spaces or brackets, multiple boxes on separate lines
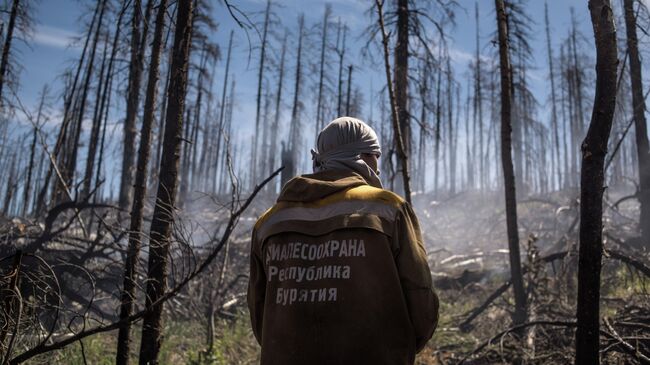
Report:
623,0,650,248
315,5,331,137
575,1,618,363
0,0,20,110
268,33,287,180
252,0,272,187
115,0,169,363
494,0,527,326
545,2,562,190
137,0,193,362
119,0,151,211
375,0,411,203
284,14,305,187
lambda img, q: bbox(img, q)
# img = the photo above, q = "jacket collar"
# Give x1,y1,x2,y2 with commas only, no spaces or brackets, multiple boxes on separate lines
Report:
277,169,369,202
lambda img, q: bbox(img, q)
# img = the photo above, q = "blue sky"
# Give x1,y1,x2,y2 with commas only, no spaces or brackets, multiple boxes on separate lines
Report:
10,0,649,192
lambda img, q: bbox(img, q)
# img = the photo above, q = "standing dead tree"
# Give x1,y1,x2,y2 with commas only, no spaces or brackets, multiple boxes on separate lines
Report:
623,0,650,248
137,0,193,362
252,0,272,188
374,0,412,204
284,14,305,188
494,0,527,326
545,1,562,190
575,1,618,364
115,0,169,363
119,0,150,211
315,5,332,138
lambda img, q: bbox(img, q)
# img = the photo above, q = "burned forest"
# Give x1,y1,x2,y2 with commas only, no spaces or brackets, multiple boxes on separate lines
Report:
0,0,649,364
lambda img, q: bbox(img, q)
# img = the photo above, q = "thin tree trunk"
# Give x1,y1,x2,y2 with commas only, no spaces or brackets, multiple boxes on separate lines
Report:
475,2,484,190
0,0,19,111
336,21,346,116
23,88,47,216
36,1,101,213
315,5,331,138
623,0,650,247
375,0,411,203
285,14,304,187
447,57,455,194
115,1,168,364
393,0,410,197
137,0,193,362
435,50,442,194
346,64,353,115
2,154,16,215
252,0,271,187
82,33,110,199
119,0,148,211
495,0,527,326
545,2,562,190
213,30,233,194
269,34,286,179
63,0,107,201
575,2,617,364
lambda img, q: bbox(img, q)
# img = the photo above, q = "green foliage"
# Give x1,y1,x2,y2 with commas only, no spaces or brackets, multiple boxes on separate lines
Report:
188,313,260,365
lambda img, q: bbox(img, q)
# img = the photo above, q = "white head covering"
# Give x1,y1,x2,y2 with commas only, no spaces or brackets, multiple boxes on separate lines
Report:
311,117,382,188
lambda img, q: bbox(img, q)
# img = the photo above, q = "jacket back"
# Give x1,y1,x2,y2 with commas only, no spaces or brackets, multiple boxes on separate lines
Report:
247,170,439,365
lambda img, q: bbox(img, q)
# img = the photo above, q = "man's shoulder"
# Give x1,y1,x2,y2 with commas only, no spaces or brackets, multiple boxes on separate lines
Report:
253,185,404,232
343,185,405,208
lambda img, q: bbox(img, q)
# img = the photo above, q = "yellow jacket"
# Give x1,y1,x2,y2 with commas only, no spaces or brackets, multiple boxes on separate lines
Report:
247,169,439,365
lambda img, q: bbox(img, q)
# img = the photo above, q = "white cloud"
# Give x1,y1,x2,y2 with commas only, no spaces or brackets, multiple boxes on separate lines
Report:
32,25,79,49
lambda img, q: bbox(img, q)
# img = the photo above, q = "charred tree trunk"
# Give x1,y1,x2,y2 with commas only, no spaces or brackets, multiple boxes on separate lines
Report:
0,0,19,110
36,1,101,213
137,0,193,362
269,34,286,180
448,57,456,194
495,0,527,326
393,0,410,197
336,22,346,116
545,2,562,190
315,5,331,137
23,88,47,216
2,154,16,215
252,0,271,187
475,2,484,190
82,33,110,200
285,14,304,187
435,51,443,194
63,0,107,201
119,0,149,211
213,30,233,193
346,64,353,116
115,0,168,363
575,1,617,364
375,0,411,203
623,0,650,247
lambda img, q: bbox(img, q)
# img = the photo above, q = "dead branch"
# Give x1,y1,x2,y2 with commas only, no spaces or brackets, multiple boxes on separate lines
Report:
458,320,579,364
603,317,650,364
7,167,282,365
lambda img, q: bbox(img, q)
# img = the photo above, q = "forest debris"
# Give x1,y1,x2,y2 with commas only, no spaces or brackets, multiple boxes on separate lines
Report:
603,317,650,364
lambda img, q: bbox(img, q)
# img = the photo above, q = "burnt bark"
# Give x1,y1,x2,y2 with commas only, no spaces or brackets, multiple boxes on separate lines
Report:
119,0,151,211
375,0,412,203
623,0,650,247
575,1,618,364
285,14,305,187
137,0,193,362
495,0,527,326
0,0,19,110
252,0,272,187
115,0,168,363
393,0,410,197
